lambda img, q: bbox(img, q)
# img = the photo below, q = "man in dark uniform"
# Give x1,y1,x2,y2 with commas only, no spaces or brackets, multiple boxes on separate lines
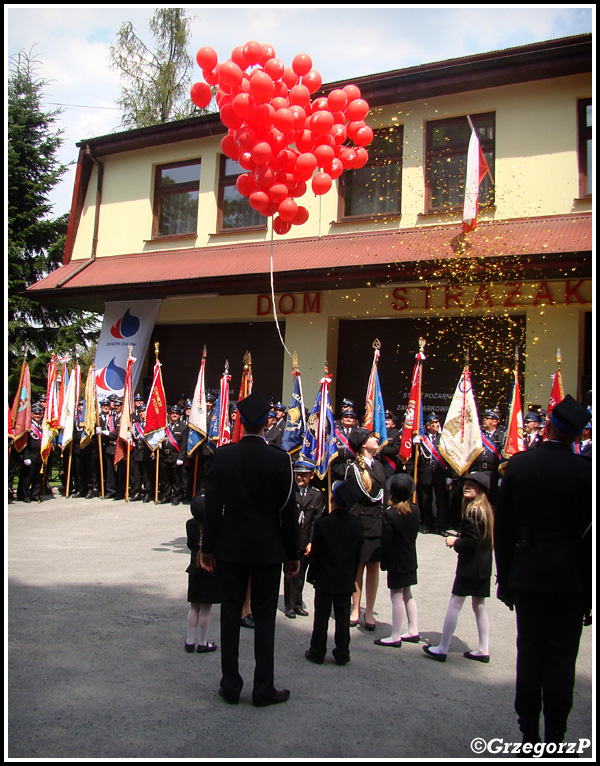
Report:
574,417,592,460
74,399,97,499
494,395,592,749
97,398,118,498
17,404,44,503
523,411,543,450
264,409,282,447
378,410,401,477
284,459,325,619
131,405,154,502
330,409,358,483
201,391,300,707
273,402,287,444
416,413,450,535
472,409,505,502
159,405,188,505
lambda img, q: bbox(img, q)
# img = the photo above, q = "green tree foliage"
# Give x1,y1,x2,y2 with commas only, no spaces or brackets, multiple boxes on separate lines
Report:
109,8,203,128
8,50,100,400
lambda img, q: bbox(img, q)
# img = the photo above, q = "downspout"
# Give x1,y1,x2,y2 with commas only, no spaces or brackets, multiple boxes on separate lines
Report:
56,144,104,287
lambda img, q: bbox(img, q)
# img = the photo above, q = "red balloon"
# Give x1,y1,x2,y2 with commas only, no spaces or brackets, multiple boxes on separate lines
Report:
249,190,269,211
278,197,299,221
243,40,262,65
236,173,255,197
268,127,287,152
219,61,244,89
273,108,294,133
250,70,275,103
295,152,318,180
354,125,374,147
220,103,243,129
339,146,358,169
302,69,322,94
264,57,285,81
273,216,291,235
276,148,297,171
282,67,299,89
292,53,313,76
271,96,289,110
203,68,219,86
251,141,272,166
346,120,365,141
260,43,276,64
354,147,369,168
289,180,307,198
289,105,307,129
220,134,239,160
327,89,348,112
327,158,344,179
310,110,334,135
343,84,362,102
196,46,218,72
345,98,369,122
313,133,336,149
230,46,247,70
330,123,347,144
313,143,335,168
268,183,289,205
295,129,315,154
311,97,329,114
290,84,311,108
235,127,256,151
290,205,309,226
232,92,251,118
252,103,275,130
253,166,275,190
238,151,255,171
190,82,212,109
312,172,332,196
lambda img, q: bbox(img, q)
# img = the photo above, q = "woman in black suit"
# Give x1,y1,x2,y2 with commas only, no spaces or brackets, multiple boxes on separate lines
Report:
424,471,494,663
346,428,387,631
375,474,420,647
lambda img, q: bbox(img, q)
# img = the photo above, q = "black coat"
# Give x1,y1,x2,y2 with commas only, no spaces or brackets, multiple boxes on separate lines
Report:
203,435,300,564
380,503,420,575
346,459,387,539
453,509,493,580
494,441,592,597
294,485,325,551
307,508,363,594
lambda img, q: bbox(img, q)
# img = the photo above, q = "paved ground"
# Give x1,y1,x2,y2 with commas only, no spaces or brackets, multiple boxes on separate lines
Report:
7,491,593,760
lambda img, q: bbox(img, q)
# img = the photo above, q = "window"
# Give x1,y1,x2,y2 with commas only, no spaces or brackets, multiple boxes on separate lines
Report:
338,126,403,220
425,113,495,214
153,160,201,238
217,156,265,232
578,98,592,197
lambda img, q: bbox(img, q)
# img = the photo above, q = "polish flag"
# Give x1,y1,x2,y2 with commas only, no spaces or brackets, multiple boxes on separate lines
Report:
462,122,490,234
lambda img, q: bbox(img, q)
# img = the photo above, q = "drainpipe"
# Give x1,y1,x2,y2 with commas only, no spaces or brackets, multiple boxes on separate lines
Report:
56,144,104,287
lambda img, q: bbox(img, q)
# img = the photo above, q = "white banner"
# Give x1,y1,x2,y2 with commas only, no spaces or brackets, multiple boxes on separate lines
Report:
94,300,161,401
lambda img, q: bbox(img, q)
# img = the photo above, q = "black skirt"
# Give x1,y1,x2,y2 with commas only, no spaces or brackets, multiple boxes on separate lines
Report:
387,569,417,590
452,574,490,598
187,569,221,604
361,536,381,563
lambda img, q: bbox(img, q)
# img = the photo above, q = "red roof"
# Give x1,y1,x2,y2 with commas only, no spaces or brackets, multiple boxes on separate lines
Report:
28,214,592,307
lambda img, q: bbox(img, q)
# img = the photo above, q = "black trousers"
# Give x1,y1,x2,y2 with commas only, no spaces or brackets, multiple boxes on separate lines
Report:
513,590,585,741
216,560,282,700
309,589,352,662
284,554,309,611
418,483,449,532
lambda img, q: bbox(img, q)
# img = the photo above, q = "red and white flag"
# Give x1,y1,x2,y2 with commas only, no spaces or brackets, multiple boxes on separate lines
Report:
217,365,232,447
398,344,426,464
115,352,135,466
10,359,31,453
144,356,167,452
462,120,490,234
500,367,524,473
439,364,483,475
231,353,253,443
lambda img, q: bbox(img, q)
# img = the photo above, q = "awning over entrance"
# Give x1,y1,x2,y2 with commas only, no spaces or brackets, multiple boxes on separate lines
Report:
27,213,592,311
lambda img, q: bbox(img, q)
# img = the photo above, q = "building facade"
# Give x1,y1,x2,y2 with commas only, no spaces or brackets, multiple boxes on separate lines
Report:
28,35,592,418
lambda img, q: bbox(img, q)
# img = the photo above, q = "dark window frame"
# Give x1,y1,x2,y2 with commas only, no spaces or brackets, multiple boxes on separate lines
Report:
152,159,201,239
217,155,267,233
424,113,495,214
577,97,592,198
337,125,404,222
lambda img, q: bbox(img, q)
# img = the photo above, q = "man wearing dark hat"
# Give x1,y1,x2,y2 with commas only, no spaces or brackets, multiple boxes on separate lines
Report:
97,398,118,498
416,413,450,535
574,416,592,460
523,411,543,450
494,394,592,749
331,409,359,482
284,460,325,619
17,403,44,503
201,391,300,707
159,405,188,505
472,409,505,502
378,410,401,478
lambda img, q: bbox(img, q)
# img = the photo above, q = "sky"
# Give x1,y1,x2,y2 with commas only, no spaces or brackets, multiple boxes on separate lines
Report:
5,4,594,218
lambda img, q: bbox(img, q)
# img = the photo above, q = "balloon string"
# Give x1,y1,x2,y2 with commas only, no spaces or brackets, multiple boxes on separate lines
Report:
270,226,293,358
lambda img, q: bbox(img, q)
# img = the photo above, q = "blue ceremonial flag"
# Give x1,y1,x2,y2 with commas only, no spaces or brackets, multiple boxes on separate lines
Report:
281,368,305,454
299,374,338,480
364,343,388,447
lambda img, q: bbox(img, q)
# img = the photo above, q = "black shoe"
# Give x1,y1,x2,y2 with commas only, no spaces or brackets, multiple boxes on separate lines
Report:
423,645,447,662
184,643,195,653
197,641,218,653
252,689,290,707
304,649,324,664
143,495,151,503
240,615,255,629
463,651,490,663
172,499,181,506
295,608,309,616
401,634,420,643
334,656,351,666
218,687,240,705
374,638,402,647
364,621,376,632
131,493,142,501
85,490,96,499
285,609,296,619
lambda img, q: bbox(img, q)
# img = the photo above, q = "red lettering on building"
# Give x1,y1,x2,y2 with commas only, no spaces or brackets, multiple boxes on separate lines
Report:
303,293,321,314
473,284,493,308
565,280,586,305
278,294,295,315
392,287,409,311
444,286,463,309
533,282,555,306
257,295,272,316
503,283,523,307
419,286,433,309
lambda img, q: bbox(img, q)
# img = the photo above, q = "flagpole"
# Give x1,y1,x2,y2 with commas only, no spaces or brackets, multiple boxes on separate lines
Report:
411,339,426,502
95,368,105,500
154,343,161,506
125,346,134,503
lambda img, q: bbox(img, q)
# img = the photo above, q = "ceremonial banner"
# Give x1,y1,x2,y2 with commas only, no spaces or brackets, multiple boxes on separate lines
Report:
231,352,253,443
300,374,338,480
60,364,80,451
216,365,232,447
10,359,31,453
546,349,565,418
115,352,135,466
462,118,491,234
41,356,60,463
94,300,161,402
500,367,524,473
399,343,426,464
80,366,97,449
439,364,483,475
282,366,306,454
363,342,388,447
144,354,167,452
187,347,209,455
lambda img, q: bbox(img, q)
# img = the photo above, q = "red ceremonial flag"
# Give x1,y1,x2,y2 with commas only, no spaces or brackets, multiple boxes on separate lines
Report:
500,356,525,473
11,359,31,453
543,349,565,439
462,117,491,234
217,364,232,447
231,352,253,443
399,342,426,464
144,353,167,451
115,352,135,466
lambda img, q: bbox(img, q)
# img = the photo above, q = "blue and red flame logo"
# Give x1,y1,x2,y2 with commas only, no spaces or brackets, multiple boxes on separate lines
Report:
96,358,126,392
111,308,140,339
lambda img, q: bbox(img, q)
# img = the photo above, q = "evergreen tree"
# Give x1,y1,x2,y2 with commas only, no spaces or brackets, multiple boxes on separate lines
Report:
8,50,100,399
109,8,202,128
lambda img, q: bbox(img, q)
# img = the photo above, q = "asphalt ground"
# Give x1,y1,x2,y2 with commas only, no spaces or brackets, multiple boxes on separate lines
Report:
6,490,594,761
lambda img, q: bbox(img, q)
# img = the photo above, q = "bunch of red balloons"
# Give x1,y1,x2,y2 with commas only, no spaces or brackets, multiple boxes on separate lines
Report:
190,41,372,234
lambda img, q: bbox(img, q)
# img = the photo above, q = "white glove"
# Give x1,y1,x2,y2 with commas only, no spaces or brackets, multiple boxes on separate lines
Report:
24,459,32,466
176,459,184,466
96,427,102,435
413,435,421,444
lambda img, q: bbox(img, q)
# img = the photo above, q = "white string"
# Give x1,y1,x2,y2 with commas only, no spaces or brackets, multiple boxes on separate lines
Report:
269,225,293,358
